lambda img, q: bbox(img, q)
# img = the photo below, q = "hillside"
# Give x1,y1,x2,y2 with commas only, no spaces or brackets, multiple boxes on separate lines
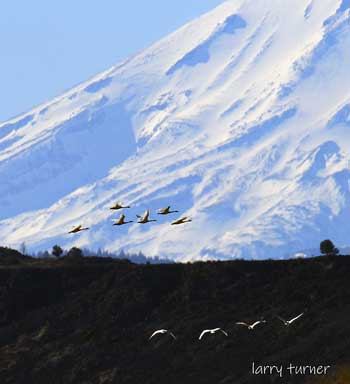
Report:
0,0,349,260
0,252,349,383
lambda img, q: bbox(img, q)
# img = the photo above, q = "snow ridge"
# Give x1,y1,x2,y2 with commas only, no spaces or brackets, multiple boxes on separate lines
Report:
0,0,349,260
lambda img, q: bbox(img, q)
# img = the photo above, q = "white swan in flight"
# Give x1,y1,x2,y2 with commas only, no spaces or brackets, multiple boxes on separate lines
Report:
235,320,266,330
171,217,192,225
198,328,228,340
112,214,133,226
110,202,131,210
158,206,179,215
277,313,304,326
68,225,89,234
137,209,157,224
149,329,177,340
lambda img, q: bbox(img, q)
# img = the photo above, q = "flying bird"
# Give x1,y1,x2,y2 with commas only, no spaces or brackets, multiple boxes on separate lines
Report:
235,320,266,330
198,328,228,340
112,214,133,226
276,313,304,326
68,225,89,234
157,206,179,215
149,329,177,340
110,202,130,210
171,217,192,225
137,209,157,224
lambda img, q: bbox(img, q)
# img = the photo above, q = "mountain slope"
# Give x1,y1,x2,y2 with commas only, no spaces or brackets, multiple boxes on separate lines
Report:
0,0,349,260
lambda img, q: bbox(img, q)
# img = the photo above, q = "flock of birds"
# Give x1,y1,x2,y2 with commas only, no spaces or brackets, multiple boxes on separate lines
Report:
68,203,192,234
149,313,304,341
67,205,303,342
66,203,306,345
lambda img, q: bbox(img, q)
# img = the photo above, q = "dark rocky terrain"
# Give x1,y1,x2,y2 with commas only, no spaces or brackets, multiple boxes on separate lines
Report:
0,246,349,384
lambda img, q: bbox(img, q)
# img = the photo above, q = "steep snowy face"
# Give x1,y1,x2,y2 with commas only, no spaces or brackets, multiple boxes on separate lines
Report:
0,0,349,260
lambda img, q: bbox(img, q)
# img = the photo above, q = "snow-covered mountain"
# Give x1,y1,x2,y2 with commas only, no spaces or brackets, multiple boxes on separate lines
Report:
0,0,349,260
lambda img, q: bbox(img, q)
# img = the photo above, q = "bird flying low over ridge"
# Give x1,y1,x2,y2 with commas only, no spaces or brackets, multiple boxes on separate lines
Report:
68,225,90,234
198,328,228,340
235,320,266,330
149,329,177,340
137,209,157,224
158,206,179,215
110,202,131,210
112,214,133,226
276,313,304,326
171,217,192,225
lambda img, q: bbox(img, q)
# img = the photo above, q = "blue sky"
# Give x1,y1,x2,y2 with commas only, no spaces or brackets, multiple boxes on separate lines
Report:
0,0,224,122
